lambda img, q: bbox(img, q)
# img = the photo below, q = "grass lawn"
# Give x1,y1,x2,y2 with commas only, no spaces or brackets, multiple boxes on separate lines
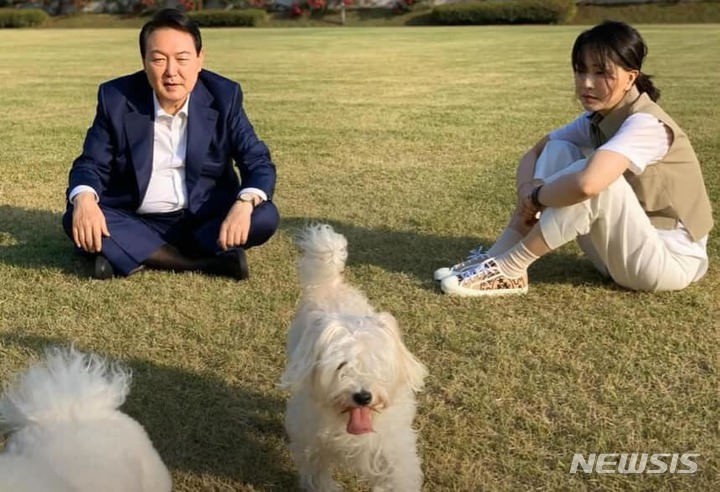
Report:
0,26,718,490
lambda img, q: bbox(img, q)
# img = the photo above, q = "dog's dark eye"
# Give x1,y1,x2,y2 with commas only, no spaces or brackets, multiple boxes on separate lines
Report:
336,362,347,371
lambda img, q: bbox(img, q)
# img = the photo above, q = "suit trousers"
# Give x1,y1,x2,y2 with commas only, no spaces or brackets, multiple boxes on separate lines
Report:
62,201,279,276
535,140,703,292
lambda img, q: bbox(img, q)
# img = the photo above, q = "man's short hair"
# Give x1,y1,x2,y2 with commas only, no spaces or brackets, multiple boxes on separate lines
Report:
139,8,202,59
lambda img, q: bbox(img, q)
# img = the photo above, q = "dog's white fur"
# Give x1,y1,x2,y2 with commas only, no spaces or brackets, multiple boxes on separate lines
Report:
280,224,428,491
0,348,172,492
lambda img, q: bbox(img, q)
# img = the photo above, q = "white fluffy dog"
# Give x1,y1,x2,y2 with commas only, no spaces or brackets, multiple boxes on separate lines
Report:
280,224,428,491
0,348,172,492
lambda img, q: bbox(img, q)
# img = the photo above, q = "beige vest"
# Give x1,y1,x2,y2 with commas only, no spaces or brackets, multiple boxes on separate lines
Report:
589,87,713,241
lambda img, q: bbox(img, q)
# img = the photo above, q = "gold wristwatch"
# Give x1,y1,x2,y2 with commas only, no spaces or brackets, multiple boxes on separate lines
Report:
238,192,259,209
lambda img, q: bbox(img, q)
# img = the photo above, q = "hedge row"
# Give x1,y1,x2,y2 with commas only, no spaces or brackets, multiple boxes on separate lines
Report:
571,2,720,25
431,0,576,25
0,8,48,27
187,9,266,27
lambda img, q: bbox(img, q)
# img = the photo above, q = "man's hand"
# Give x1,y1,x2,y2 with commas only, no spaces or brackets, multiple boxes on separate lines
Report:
72,192,109,253
218,201,253,250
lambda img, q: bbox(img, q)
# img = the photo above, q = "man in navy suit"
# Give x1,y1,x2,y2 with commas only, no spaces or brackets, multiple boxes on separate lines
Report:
62,8,278,280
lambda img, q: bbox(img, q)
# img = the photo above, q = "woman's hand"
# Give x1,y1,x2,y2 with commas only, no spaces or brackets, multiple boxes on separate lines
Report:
516,182,543,226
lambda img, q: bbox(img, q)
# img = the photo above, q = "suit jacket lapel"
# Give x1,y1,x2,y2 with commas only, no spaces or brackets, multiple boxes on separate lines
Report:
124,85,154,204
186,79,218,208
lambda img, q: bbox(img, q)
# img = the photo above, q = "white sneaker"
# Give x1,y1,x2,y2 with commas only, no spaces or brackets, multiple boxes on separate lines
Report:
440,258,528,297
433,246,489,281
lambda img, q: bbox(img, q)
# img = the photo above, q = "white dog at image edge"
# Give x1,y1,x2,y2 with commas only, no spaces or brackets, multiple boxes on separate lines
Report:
280,224,428,491
0,348,171,492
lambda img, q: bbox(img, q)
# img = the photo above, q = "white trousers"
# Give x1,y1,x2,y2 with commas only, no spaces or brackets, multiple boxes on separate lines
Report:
535,140,703,292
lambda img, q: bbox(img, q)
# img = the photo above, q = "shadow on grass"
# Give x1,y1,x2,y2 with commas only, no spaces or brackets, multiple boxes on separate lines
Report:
0,205,611,289
0,205,90,277
0,332,297,490
280,216,612,289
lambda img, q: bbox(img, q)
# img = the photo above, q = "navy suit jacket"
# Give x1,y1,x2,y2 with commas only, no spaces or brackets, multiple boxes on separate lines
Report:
67,69,276,220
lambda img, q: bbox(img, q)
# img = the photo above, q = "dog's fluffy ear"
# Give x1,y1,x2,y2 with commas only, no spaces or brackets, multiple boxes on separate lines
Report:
279,311,342,392
377,312,428,392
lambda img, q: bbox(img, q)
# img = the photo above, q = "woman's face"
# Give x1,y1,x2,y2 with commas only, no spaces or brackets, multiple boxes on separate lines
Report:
574,53,638,116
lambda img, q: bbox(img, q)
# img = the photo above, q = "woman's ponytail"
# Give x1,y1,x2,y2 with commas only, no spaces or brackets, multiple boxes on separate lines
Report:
636,72,660,102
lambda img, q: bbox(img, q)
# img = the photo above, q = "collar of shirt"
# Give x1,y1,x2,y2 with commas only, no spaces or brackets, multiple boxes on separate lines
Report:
152,92,191,120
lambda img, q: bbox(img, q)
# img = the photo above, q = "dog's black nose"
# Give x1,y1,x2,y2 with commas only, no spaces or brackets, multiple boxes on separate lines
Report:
352,390,372,406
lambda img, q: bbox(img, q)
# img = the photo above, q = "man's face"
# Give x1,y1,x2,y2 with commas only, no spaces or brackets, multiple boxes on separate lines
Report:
143,27,203,115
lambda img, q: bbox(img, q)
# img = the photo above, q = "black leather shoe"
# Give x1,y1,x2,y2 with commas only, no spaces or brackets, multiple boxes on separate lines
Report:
93,255,114,280
216,248,250,281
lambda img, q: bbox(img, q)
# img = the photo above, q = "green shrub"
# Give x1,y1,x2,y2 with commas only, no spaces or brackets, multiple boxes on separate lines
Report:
431,0,576,25
187,9,267,27
0,8,49,28
572,2,720,25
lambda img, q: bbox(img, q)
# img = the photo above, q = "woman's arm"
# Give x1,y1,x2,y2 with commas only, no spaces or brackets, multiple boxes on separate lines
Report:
533,112,668,209
513,136,551,227
516,135,550,196
535,149,631,207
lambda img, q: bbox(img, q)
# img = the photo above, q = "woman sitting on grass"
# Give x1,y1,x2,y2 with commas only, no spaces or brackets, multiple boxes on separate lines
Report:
435,20,713,297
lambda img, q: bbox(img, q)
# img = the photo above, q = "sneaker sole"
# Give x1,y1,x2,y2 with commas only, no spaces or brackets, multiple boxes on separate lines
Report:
441,283,528,297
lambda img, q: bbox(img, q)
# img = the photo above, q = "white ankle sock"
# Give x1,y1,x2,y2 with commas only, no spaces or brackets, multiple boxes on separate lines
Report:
486,228,524,257
494,241,538,278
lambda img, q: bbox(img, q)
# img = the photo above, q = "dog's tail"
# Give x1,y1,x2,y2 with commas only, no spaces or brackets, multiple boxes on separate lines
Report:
295,223,348,289
0,347,130,432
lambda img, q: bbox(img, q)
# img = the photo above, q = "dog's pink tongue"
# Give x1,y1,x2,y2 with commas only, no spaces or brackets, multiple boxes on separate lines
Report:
347,407,373,435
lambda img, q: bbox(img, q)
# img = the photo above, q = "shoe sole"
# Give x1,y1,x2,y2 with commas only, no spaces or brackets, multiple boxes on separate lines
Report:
441,284,528,297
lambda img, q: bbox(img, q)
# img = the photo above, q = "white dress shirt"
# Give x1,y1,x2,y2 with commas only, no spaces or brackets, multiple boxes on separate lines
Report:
69,93,266,213
137,93,190,214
